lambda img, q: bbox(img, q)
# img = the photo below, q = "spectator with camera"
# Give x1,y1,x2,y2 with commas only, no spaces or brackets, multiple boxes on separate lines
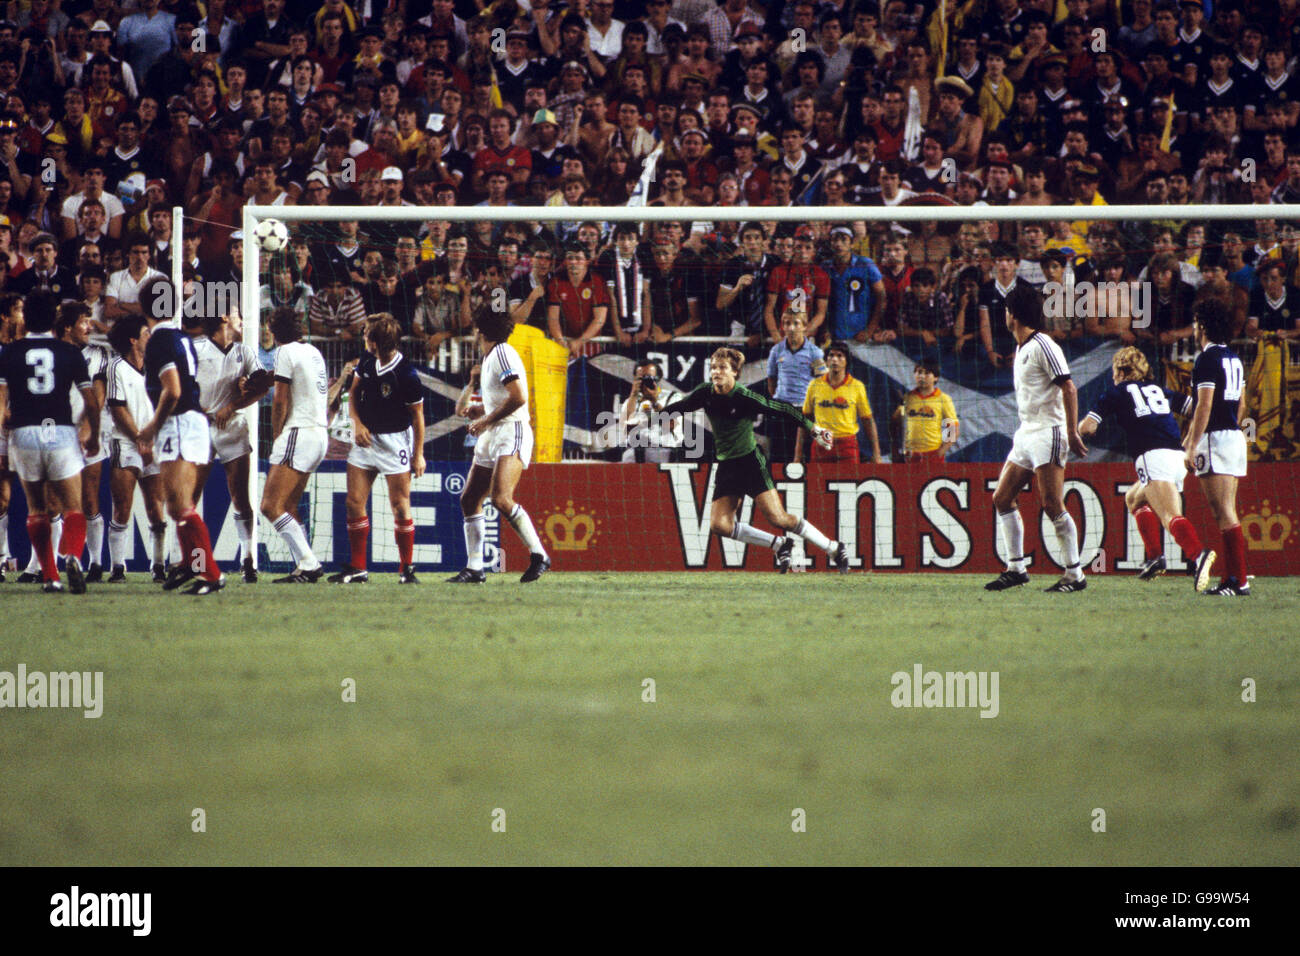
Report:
619,362,682,463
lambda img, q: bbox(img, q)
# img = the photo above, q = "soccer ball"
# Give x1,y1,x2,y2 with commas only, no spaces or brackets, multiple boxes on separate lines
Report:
253,218,290,253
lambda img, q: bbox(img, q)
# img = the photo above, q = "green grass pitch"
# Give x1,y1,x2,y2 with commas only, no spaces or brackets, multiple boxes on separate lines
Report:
2,571,1296,866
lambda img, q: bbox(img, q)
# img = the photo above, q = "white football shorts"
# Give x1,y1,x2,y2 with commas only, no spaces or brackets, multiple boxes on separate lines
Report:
110,437,160,477
1007,424,1067,472
473,419,533,470
1194,429,1247,478
270,425,328,473
210,414,253,463
1135,447,1186,491
348,427,415,476
155,410,212,465
9,424,85,482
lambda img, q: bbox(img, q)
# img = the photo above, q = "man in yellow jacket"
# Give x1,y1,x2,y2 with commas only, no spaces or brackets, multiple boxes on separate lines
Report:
797,340,881,464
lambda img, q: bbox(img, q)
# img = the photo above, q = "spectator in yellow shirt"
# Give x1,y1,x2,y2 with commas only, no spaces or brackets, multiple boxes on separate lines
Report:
797,340,882,464
902,360,959,462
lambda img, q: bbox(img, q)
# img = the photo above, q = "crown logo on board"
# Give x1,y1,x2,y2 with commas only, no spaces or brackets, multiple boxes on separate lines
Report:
544,500,598,551
1242,500,1293,552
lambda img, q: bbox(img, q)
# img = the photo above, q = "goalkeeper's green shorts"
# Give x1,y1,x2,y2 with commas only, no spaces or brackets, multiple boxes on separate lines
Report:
714,448,777,501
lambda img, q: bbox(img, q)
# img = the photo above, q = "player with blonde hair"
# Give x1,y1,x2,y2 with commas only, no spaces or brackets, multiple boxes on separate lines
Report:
665,347,850,573
1080,346,1216,590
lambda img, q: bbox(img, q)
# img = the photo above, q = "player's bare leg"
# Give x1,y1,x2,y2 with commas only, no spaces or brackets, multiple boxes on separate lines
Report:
986,461,1034,589
332,464,378,583
1200,473,1247,594
489,455,550,583
385,469,418,583
261,464,322,582
161,458,222,591
1033,462,1085,592
80,459,106,580
753,488,848,573
447,464,494,582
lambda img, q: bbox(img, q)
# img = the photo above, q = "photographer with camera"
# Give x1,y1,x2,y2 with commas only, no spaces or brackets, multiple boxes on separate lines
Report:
619,361,682,463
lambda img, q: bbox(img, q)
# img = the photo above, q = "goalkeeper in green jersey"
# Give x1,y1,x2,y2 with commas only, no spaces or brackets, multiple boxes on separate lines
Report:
666,347,851,573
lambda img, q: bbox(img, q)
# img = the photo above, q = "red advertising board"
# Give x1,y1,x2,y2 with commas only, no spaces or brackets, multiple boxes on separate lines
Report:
507,462,1299,575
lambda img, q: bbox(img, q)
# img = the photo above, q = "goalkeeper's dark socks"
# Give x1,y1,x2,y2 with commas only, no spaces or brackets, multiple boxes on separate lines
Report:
348,516,370,571
1134,505,1163,559
395,518,415,566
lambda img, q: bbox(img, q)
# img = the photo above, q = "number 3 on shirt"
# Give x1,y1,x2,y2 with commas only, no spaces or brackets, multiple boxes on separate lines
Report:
26,349,55,395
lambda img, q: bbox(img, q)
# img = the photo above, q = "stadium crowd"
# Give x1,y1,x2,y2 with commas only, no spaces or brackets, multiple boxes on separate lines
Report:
1,0,1299,392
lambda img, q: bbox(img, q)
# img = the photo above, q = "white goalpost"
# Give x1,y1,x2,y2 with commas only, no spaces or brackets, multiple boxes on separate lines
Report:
222,201,1297,575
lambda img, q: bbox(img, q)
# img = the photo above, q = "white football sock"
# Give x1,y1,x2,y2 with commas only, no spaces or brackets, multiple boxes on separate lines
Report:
0,510,9,559
151,523,167,566
793,516,836,555
273,513,321,571
109,520,129,568
507,504,547,558
1052,511,1083,580
729,522,779,550
86,513,104,566
464,513,486,571
997,509,1025,573
233,511,253,563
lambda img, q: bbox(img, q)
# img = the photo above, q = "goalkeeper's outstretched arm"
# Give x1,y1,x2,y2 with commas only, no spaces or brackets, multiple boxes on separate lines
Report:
740,389,832,450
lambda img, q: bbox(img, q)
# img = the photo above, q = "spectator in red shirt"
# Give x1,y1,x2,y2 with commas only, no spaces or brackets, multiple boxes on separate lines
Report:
869,236,913,343
473,109,532,196
764,226,829,342
547,243,611,359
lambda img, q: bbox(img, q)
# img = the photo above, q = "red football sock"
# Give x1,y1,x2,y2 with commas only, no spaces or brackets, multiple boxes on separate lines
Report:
1133,505,1163,558
1167,516,1202,559
1222,524,1247,582
395,518,415,566
178,509,220,582
348,517,370,570
26,514,57,582
60,510,87,561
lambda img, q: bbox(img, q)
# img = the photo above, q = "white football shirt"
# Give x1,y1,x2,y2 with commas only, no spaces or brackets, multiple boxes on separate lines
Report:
193,335,260,415
107,356,152,443
273,340,329,429
1013,331,1070,429
70,343,111,438
482,342,529,425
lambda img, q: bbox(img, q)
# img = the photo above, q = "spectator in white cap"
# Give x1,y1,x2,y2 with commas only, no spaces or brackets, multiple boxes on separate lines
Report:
301,169,331,206
378,167,413,208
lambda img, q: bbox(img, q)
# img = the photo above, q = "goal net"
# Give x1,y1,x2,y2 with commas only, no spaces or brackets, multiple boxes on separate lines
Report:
219,202,1300,578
